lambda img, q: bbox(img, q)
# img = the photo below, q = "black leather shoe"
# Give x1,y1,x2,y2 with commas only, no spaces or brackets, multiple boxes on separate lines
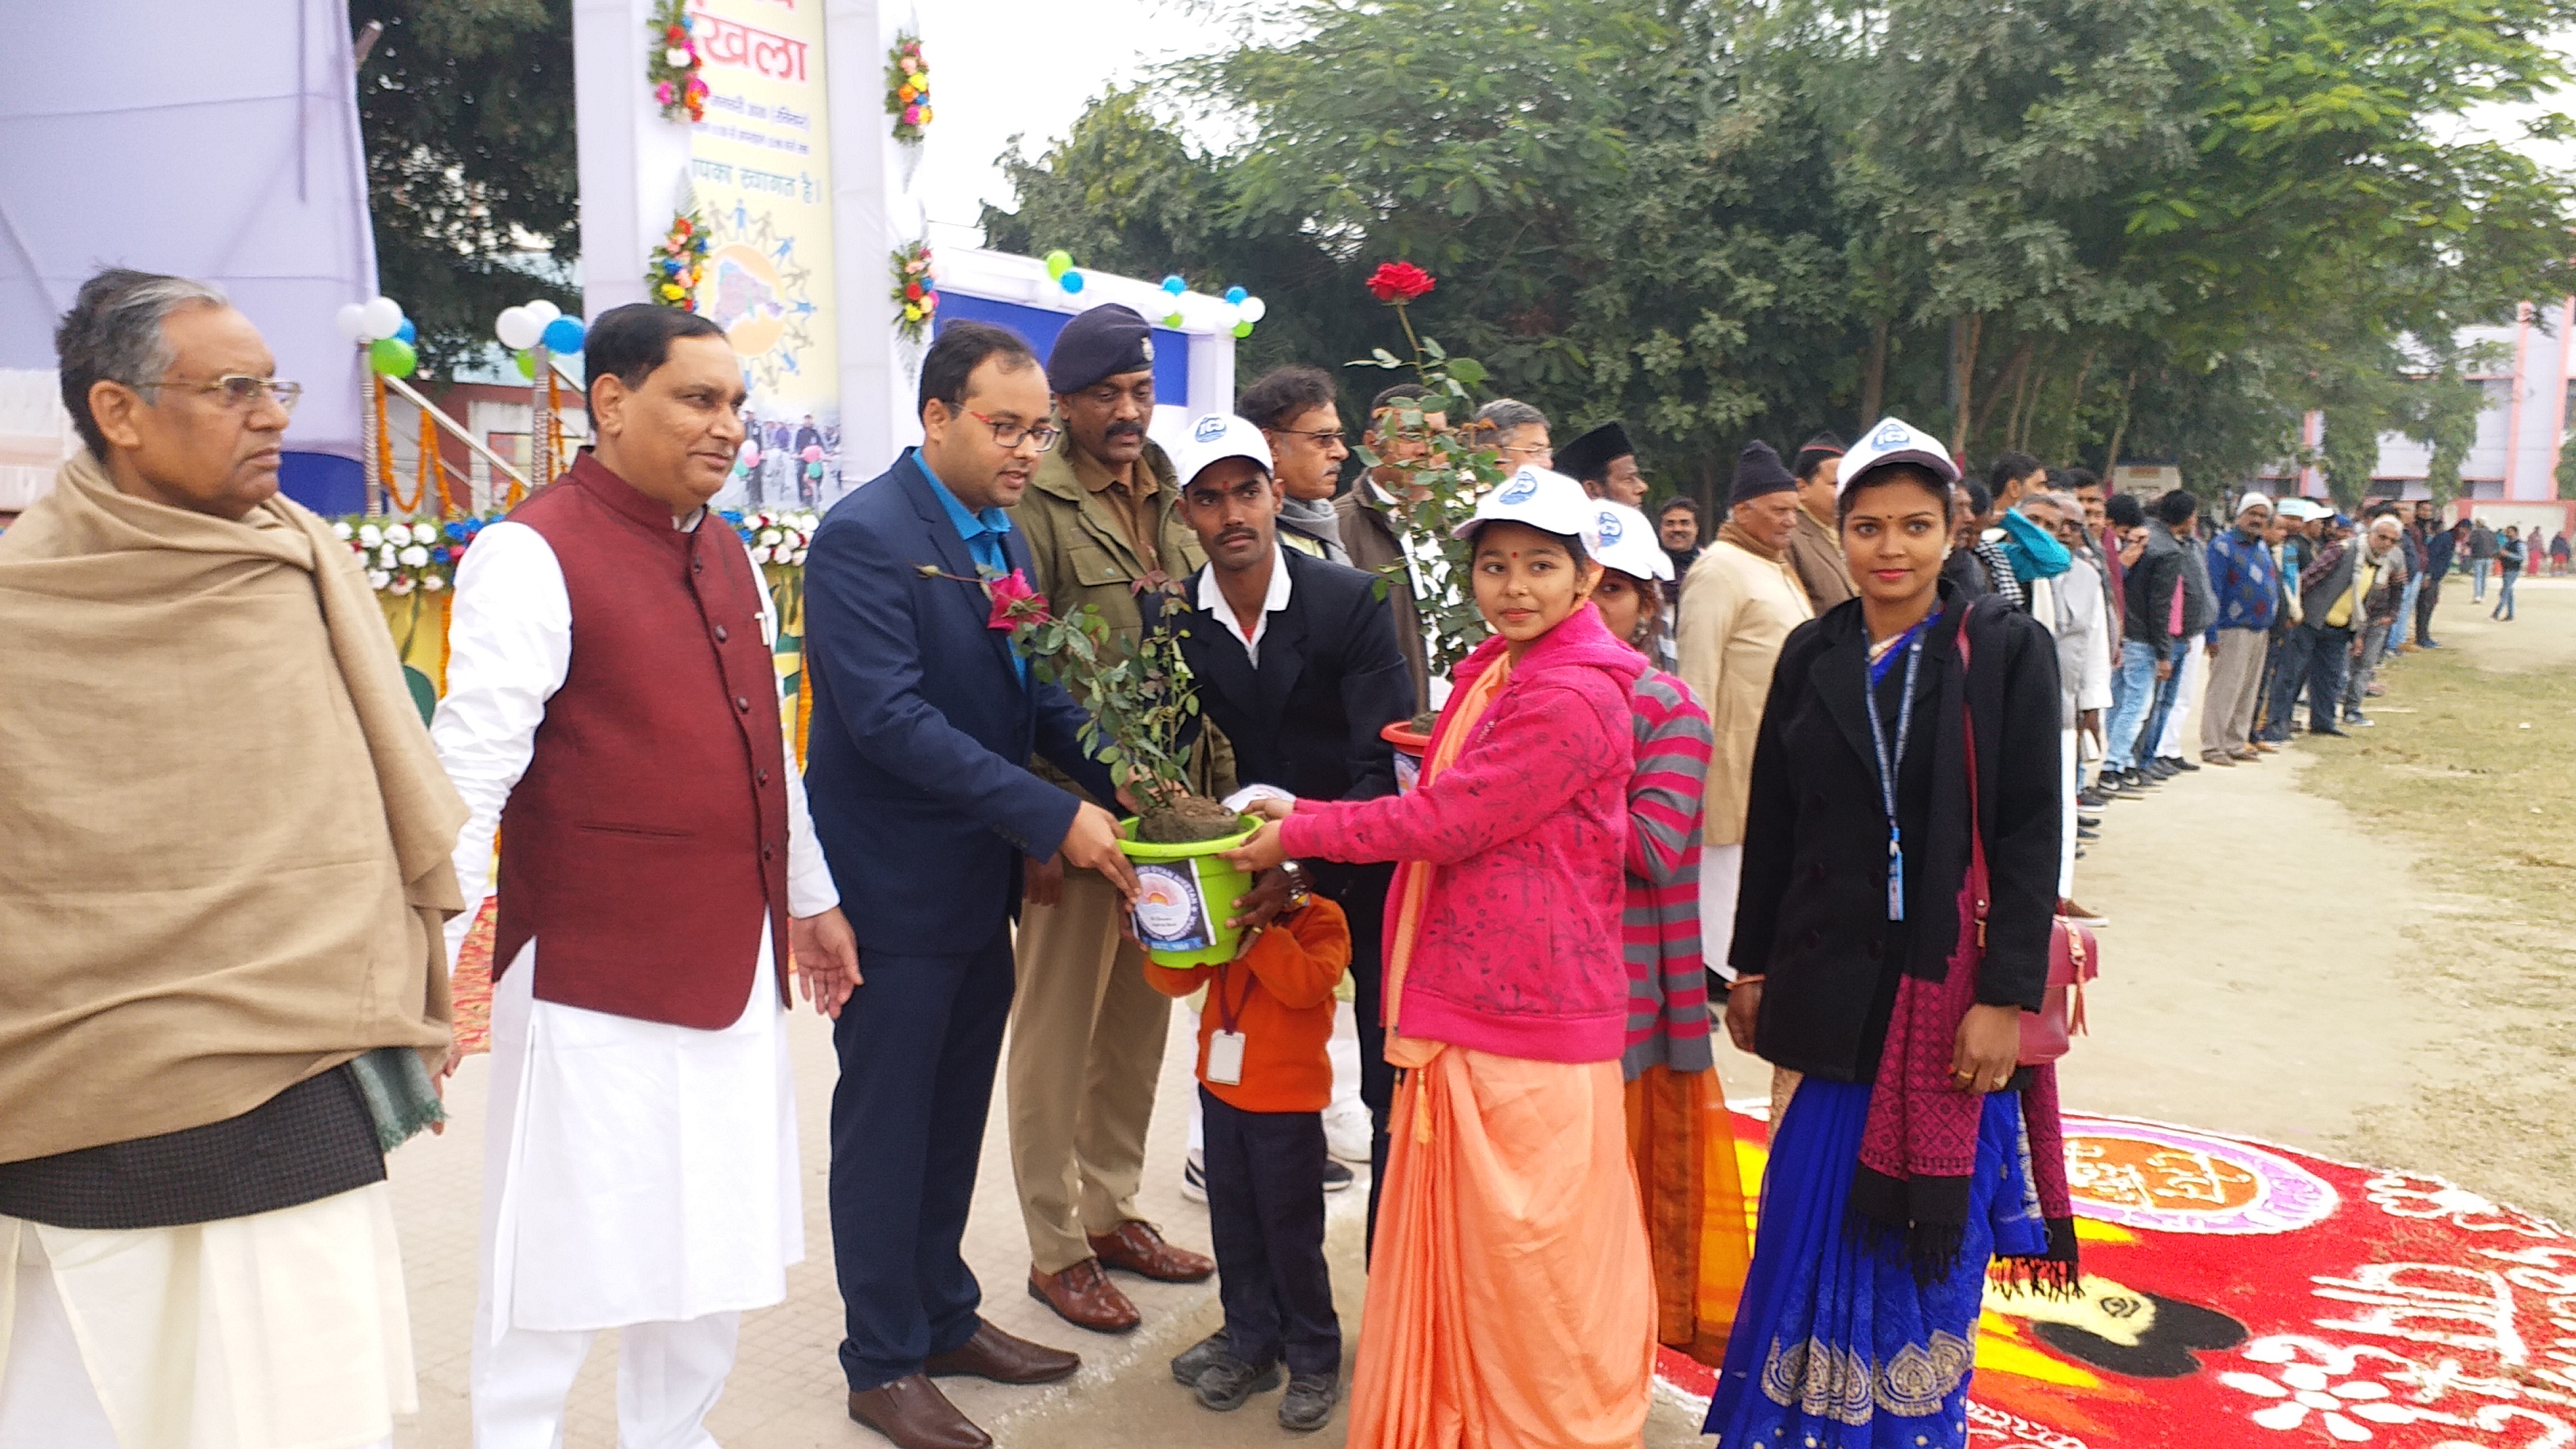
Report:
1194,1352,1283,1412
1171,1330,1230,1387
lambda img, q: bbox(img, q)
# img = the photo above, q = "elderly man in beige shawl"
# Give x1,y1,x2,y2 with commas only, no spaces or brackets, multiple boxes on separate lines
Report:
0,270,466,1449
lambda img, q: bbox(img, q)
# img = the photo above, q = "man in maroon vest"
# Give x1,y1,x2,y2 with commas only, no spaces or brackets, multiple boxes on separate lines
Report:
432,304,860,1447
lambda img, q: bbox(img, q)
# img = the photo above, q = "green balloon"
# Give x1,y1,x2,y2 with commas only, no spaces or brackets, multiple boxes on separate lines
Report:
369,336,417,378
1163,310,1185,328
514,349,537,380
1233,320,1255,338
1044,249,1073,279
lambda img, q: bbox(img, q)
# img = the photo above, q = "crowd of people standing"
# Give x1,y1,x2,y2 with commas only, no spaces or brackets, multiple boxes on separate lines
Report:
0,268,2531,1449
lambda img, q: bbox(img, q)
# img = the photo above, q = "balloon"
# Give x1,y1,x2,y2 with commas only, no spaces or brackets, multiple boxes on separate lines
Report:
1044,249,1073,279
1234,320,1255,339
1161,274,1186,296
394,319,417,346
513,349,537,380
496,307,542,350
742,446,761,467
525,299,561,328
1224,285,1249,305
541,316,586,354
1060,270,1085,294
369,337,417,377
1239,296,1267,323
805,461,824,480
800,444,824,463
1163,310,1184,328
359,296,405,342
334,302,370,343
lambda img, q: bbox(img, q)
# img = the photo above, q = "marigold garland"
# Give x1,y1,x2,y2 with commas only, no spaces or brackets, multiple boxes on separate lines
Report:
649,208,711,310
886,34,931,143
646,0,707,123
891,239,939,343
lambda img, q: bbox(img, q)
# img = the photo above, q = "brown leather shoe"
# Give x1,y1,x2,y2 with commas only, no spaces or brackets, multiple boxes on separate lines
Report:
1028,1260,1140,1333
1089,1219,1216,1283
925,1318,1081,1384
2233,746,2263,761
848,1376,991,1449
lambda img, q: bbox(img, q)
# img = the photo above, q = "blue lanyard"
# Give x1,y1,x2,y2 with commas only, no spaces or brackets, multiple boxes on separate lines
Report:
1864,617,1934,921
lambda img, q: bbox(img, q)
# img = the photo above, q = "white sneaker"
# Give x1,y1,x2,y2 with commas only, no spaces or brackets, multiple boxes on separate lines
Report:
1323,1099,1373,1164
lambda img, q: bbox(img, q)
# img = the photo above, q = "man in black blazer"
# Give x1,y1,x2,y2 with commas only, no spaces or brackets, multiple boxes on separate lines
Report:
802,322,1139,1449
1163,413,1413,1250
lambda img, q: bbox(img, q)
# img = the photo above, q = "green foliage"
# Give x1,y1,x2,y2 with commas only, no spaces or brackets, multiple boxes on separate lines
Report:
993,579,1202,798
352,0,582,373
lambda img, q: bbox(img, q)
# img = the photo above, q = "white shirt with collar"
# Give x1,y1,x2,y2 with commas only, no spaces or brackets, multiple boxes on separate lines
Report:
1197,542,1294,668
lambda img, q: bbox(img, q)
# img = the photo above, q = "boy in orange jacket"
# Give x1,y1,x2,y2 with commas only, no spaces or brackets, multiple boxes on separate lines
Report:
1148,894,1350,1432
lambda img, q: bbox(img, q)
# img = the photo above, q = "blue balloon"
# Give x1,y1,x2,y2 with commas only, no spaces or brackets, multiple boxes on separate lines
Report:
1224,285,1248,305
394,319,417,345
1060,270,1086,294
1162,274,1186,295
541,316,586,354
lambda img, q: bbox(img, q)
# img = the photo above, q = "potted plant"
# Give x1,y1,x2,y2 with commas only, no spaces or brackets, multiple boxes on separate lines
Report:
972,567,1258,964
1351,261,1511,788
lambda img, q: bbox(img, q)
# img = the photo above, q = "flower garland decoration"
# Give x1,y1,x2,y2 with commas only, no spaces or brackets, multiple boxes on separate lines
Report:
892,239,938,343
331,517,490,595
647,0,707,123
649,208,710,310
886,33,931,143
726,507,818,567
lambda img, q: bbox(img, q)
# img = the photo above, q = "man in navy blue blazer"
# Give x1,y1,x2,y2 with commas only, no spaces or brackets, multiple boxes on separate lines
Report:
802,321,1139,1449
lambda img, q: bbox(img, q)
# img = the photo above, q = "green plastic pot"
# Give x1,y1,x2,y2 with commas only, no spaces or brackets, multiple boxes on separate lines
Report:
1118,814,1260,968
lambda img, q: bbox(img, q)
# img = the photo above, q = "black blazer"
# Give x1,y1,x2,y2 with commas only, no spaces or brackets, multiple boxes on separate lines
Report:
1733,584,2062,1082
1170,548,1413,803
801,451,1119,954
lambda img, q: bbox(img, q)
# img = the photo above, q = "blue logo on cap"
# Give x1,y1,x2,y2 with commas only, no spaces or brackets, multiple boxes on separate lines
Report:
1193,415,1229,442
1497,471,1541,504
1869,420,1912,449
1597,510,1623,545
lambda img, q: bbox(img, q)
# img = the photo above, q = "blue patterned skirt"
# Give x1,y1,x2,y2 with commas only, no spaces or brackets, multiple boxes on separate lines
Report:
1703,1077,2046,1448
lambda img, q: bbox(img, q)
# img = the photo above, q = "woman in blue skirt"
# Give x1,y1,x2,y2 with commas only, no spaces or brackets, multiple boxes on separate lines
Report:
1707,418,2079,1448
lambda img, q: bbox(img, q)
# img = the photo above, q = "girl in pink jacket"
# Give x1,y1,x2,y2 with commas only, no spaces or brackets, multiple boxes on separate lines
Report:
1228,466,1656,1449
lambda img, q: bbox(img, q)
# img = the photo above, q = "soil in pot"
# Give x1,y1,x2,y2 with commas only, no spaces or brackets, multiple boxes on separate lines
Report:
1408,708,1440,734
1133,792,1249,845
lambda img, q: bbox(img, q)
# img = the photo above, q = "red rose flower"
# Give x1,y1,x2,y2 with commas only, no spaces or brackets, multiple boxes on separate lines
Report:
905,282,925,301
987,569,1048,629
1365,261,1437,304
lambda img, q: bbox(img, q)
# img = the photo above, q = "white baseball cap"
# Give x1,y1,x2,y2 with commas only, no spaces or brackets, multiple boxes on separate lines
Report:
1450,466,1604,554
2275,496,2314,522
1168,413,1275,492
2235,491,2274,516
1588,501,1671,582
1837,415,1960,495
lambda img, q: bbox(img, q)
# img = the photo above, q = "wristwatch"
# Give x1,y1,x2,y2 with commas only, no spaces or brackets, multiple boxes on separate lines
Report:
1277,859,1313,912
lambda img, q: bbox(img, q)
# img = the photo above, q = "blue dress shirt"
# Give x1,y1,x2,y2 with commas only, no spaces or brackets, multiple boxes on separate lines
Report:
918,450,1027,682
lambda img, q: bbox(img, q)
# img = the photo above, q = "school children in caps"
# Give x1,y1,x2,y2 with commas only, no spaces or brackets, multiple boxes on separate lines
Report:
1223,465,1658,1449
1146,893,1354,1432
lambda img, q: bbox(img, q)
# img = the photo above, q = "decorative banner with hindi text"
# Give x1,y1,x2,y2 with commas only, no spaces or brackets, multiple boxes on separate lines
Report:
687,0,845,510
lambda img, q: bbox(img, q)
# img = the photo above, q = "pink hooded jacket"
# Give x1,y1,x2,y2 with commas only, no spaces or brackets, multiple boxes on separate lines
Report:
1279,602,1635,1063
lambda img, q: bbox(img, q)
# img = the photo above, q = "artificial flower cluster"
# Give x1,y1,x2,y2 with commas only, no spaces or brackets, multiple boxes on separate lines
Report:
886,35,933,143
331,516,491,594
892,239,940,342
650,209,710,310
646,0,707,122
726,508,818,567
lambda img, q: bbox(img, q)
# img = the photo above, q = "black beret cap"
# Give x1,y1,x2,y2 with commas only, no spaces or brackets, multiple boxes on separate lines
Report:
1730,440,1799,504
1046,304,1156,395
1553,421,1634,484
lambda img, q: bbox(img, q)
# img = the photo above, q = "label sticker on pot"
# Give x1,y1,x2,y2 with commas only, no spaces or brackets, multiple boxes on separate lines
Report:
1132,862,1213,951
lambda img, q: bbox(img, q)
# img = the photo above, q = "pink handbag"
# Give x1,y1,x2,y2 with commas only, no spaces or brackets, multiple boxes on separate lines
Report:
1955,611,2102,1068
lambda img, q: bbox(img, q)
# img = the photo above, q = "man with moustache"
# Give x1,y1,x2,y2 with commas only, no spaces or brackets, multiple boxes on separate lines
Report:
801,321,1140,1449
1161,413,1413,1273
432,303,863,1446
1783,431,1854,613
1009,304,1221,1335
1336,382,1450,714
1237,364,1350,563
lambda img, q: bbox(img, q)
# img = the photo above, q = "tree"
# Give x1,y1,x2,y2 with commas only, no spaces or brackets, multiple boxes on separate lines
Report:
352,0,582,373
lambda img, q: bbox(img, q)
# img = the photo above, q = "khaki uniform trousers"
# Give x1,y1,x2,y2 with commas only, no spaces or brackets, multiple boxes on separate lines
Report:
2200,628,2270,758
1007,866,1174,1275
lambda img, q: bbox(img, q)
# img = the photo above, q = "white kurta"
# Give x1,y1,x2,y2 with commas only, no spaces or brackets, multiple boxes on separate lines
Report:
432,518,838,1339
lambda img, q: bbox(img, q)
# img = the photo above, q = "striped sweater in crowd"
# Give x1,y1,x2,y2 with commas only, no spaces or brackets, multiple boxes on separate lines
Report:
1622,660,1716,1080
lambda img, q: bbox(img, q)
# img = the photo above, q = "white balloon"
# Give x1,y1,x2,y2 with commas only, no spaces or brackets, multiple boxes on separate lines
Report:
359,296,405,340
334,302,371,343
1239,296,1268,323
524,299,561,327
495,306,542,350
